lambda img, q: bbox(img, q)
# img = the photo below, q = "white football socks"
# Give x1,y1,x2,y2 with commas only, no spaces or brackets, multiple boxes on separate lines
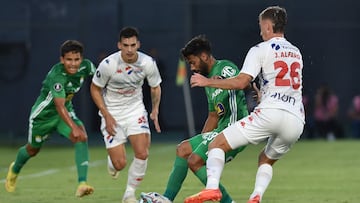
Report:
124,157,148,198
249,163,273,200
206,148,225,189
107,155,116,171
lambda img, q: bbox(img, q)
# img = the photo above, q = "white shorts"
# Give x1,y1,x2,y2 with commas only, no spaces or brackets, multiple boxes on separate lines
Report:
101,106,151,149
223,108,304,160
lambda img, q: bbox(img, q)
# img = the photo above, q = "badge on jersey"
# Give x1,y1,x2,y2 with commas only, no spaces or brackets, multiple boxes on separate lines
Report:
53,83,63,92
271,43,281,50
216,103,225,116
96,70,101,78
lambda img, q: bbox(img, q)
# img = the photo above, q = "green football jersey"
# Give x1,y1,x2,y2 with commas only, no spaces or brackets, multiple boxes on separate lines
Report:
31,59,95,117
205,60,248,132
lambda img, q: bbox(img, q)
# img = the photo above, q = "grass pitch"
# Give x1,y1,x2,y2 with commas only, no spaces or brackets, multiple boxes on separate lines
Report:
0,140,359,203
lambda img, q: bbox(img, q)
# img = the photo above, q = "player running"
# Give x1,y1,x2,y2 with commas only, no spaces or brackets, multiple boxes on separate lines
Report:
5,40,95,197
90,27,162,203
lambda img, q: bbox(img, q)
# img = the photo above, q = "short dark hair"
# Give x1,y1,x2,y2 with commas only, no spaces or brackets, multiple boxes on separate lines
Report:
260,6,287,33
119,26,139,41
60,40,84,57
181,35,212,58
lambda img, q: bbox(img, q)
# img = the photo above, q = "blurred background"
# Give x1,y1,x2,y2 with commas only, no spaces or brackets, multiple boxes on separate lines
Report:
1,0,360,145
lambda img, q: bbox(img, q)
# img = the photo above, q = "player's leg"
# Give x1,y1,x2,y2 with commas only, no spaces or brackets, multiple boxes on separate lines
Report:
58,116,93,197
124,109,151,203
5,115,55,192
100,115,128,178
161,136,200,201
107,144,127,176
248,109,303,203
141,135,201,203
185,122,250,203
5,144,41,192
188,132,238,203
126,132,150,202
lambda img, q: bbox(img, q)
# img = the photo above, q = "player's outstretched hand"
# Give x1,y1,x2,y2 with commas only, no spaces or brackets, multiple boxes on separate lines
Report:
190,73,208,87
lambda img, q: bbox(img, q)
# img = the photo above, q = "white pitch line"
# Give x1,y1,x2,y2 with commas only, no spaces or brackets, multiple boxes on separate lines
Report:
0,159,105,183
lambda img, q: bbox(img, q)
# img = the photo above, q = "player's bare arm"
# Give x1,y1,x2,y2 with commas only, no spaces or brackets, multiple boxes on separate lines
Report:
150,85,161,133
201,111,218,133
53,97,87,142
191,72,252,90
90,82,117,136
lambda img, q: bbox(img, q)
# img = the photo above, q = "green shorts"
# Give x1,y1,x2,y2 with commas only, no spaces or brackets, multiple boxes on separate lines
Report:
28,112,83,148
189,131,246,163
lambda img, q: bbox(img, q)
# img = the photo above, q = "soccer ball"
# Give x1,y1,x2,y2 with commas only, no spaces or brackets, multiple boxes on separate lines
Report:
139,192,172,203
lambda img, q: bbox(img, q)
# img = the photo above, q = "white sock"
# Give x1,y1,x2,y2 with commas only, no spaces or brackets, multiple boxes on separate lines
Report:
206,148,225,189
107,155,116,171
124,157,148,198
249,164,273,200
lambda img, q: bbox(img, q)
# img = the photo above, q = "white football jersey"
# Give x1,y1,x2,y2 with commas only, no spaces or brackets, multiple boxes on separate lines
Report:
240,37,304,122
92,51,162,112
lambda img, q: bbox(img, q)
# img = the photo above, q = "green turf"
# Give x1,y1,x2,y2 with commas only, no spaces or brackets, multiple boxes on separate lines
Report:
0,140,359,203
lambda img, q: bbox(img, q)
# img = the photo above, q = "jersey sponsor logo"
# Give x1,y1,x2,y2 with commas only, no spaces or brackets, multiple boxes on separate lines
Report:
96,70,101,78
117,88,136,96
270,92,296,105
53,83,63,92
216,103,225,116
212,88,223,99
221,66,236,78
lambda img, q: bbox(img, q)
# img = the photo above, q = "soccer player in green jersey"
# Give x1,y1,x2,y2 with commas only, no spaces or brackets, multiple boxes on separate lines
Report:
141,35,253,203
5,40,96,197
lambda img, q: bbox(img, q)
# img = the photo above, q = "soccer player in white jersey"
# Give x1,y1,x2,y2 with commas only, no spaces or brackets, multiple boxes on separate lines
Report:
90,27,162,203
185,6,304,203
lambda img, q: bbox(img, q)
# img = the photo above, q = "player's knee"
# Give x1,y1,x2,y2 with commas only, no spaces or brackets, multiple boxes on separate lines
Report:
135,150,149,160
258,150,277,166
176,141,192,158
26,144,40,157
187,154,204,172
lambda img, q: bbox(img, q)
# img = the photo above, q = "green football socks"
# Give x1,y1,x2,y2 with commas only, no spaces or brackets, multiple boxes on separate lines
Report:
75,142,89,183
13,145,31,174
163,156,188,201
